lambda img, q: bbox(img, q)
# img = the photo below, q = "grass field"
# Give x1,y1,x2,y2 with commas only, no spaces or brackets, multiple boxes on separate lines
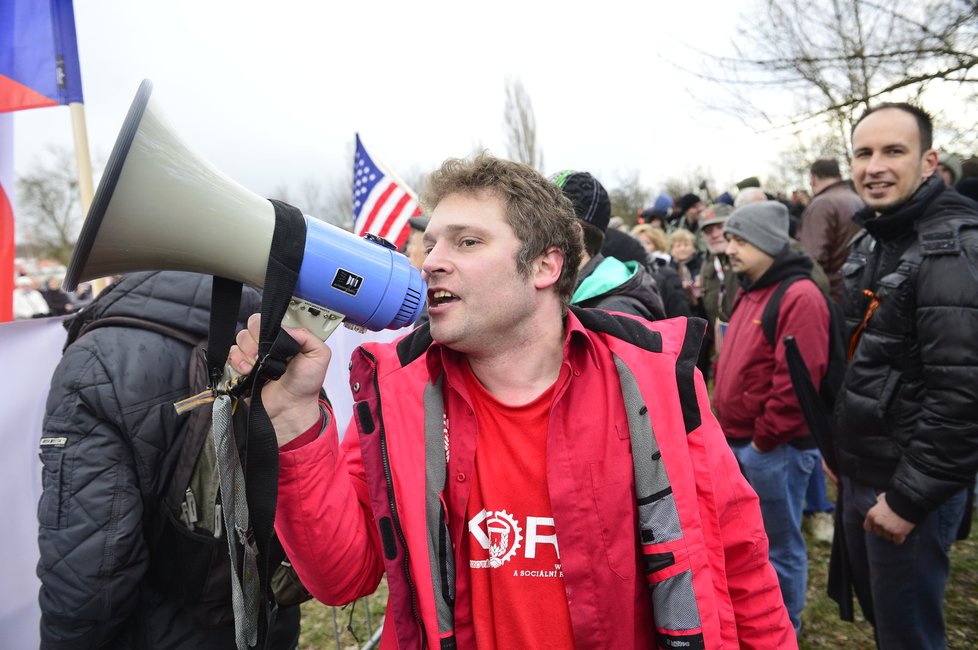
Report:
298,511,978,649
798,515,978,650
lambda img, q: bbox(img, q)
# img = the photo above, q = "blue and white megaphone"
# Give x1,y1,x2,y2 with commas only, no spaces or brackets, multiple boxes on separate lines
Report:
64,80,425,339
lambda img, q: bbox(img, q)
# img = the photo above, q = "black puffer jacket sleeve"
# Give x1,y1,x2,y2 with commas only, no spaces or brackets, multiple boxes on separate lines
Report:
37,328,193,648
886,223,978,522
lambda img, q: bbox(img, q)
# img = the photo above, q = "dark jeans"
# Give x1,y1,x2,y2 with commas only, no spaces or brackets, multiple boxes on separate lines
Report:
841,478,967,650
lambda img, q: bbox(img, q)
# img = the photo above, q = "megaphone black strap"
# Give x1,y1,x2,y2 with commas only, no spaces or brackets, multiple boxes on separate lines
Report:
244,199,308,648
255,329,302,381
256,199,307,375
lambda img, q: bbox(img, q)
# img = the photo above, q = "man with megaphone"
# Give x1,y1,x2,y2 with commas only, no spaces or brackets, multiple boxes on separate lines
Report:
230,153,797,649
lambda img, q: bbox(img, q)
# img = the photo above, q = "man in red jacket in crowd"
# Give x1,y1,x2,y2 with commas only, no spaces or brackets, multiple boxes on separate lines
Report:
713,200,830,636
231,153,795,649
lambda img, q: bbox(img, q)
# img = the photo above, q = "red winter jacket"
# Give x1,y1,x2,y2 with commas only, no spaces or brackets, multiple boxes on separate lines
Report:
275,310,795,649
713,252,829,451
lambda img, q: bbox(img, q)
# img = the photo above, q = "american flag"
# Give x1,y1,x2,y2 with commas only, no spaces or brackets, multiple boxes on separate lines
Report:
352,134,420,250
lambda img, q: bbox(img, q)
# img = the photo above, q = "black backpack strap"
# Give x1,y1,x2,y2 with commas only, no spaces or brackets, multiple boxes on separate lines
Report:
73,315,200,347
760,275,809,346
207,276,244,386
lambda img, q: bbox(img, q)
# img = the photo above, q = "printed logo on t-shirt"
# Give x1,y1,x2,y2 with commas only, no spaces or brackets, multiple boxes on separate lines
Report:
469,509,522,568
468,509,561,575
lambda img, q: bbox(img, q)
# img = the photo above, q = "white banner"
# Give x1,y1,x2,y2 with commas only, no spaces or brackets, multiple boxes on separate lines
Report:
0,316,69,649
0,315,405,647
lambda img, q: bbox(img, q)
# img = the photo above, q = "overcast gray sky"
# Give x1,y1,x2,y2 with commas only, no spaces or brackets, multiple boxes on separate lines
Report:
12,0,800,213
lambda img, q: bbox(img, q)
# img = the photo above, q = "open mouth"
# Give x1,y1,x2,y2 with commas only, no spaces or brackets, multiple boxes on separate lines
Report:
865,181,892,192
429,290,459,308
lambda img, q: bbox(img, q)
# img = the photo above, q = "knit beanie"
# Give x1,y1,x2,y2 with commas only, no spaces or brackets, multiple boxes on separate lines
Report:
678,193,702,214
722,201,789,257
939,153,962,184
551,170,611,232
653,192,673,213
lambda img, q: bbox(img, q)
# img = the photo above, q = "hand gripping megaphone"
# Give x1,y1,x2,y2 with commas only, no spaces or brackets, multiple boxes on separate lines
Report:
64,79,426,340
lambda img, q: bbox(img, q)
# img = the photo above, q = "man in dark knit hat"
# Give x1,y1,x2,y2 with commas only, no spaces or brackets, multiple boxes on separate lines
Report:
673,192,705,235
552,170,665,320
712,200,830,636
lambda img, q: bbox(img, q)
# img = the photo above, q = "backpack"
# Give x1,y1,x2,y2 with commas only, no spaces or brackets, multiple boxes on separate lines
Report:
759,274,847,471
69,314,312,627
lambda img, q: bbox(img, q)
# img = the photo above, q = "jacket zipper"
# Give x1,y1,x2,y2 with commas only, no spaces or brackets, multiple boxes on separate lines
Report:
364,349,428,648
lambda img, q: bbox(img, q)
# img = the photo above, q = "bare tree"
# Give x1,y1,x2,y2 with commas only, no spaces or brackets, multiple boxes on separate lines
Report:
272,145,431,234
272,142,357,230
503,77,544,171
767,128,852,195
661,166,718,202
273,177,351,229
694,0,978,147
16,146,84,264
608,173,655,228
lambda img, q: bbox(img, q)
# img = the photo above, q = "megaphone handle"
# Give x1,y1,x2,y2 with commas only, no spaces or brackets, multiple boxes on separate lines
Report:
282,298,346,341
216,298,346,394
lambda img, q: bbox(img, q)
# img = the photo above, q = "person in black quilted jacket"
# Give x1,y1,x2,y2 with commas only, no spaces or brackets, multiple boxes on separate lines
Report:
36,271,300,649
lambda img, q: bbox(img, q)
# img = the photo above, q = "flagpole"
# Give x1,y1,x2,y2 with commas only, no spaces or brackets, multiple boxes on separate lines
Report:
69,102,94,211
68,101,106,294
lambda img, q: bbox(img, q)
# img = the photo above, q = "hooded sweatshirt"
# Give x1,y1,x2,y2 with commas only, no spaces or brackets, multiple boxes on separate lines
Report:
572,253,665,320
713,248,830,451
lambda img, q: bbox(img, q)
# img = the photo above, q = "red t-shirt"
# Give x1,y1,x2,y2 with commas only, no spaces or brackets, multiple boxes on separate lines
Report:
463,362,575,649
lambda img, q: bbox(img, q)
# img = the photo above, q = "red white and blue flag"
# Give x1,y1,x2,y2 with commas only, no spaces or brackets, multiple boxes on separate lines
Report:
0,0,84,321
0,0,84,112
352,134,420,250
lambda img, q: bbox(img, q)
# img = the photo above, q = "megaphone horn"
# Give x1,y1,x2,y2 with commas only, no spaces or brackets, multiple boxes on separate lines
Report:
64,79,425,337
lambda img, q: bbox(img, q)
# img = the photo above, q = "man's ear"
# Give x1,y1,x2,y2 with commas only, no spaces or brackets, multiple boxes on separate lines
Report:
922,148,940,178
533,246,564,291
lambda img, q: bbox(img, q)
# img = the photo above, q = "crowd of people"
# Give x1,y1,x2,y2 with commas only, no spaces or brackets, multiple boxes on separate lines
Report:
12,273,91,319
28,101,978,649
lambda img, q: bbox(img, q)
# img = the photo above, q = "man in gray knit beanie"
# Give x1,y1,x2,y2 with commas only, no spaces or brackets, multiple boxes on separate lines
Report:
714,197,830,634
722,201,789,280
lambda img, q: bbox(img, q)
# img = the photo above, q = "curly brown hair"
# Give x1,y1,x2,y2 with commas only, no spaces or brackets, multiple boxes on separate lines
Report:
421,152,583,310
